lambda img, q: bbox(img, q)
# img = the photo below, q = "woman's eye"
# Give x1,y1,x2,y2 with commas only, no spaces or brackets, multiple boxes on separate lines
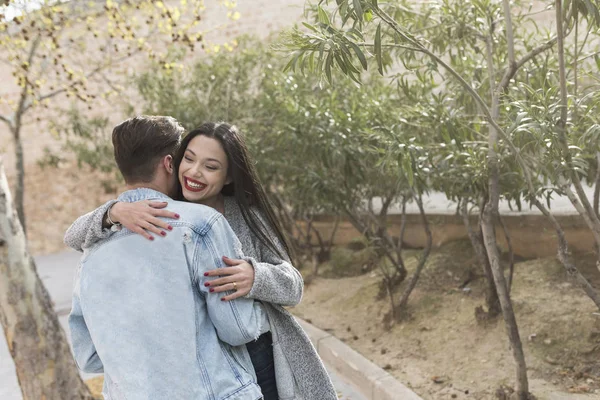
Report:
184,156,193,162
206,165,218,171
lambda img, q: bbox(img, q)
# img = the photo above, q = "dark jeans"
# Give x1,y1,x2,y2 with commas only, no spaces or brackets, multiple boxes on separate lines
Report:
246,332,278,400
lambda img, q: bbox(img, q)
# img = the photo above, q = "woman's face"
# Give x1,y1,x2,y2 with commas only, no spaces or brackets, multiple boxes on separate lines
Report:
178,135,230,204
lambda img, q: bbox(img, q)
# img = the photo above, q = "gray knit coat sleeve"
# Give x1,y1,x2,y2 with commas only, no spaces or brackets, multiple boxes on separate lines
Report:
246,254,304,307
226,202,304,307
63,200,117,252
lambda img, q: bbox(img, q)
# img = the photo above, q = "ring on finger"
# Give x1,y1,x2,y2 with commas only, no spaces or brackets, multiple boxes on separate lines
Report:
232,281,237,291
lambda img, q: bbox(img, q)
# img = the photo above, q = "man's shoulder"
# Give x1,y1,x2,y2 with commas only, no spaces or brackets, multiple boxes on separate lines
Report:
166,200,223,233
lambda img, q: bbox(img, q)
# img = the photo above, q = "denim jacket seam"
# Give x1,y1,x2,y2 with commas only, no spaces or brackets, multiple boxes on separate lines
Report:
218,342,243,383
200,213,224,236
222,381,257,400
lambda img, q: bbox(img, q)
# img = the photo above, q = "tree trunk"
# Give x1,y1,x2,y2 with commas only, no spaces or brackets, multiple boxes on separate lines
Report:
498,215,515,294
481,205,530,400
343,206,407,282
13,129,26,233
533,199,600,309
460,200,502,318
594,152,600,219
0,156,93,400
480,2,530,397
396,193,432,311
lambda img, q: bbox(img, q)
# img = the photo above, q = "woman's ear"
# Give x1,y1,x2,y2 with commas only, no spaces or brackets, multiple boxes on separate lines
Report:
164,155,174,174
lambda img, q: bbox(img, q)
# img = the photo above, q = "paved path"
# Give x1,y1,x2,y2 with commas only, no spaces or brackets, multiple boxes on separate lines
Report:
0,251,366,400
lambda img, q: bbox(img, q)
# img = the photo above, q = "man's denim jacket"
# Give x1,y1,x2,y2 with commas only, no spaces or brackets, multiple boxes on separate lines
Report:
68,188,268,400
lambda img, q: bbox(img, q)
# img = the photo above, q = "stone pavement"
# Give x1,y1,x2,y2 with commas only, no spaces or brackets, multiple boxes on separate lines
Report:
0,251,366,400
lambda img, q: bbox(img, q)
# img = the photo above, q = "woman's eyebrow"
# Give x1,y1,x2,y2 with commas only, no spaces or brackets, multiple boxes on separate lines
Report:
206,158,222,165
186,149,222,165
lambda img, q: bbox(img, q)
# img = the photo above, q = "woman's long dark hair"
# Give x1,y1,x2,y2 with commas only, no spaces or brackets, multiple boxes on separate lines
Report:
173,122,293,262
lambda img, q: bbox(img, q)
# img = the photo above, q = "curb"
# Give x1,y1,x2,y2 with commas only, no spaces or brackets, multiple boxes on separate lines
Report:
295,317,423,400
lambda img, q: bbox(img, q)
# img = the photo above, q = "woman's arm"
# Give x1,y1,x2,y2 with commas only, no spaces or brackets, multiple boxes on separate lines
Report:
64,200,118,252
64,200,179,251
206,209,304,307
246,243,304,307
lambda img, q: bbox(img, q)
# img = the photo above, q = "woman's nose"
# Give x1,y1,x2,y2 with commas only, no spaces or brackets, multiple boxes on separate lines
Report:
192,165,204,177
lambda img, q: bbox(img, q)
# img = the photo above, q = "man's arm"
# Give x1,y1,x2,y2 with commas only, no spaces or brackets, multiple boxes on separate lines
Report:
199,215,268,346
68,268,104,374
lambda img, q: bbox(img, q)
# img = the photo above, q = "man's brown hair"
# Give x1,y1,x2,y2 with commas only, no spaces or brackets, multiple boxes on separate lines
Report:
112,115,184,184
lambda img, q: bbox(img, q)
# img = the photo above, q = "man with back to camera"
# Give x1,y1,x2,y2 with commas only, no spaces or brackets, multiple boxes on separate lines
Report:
68,115,268,399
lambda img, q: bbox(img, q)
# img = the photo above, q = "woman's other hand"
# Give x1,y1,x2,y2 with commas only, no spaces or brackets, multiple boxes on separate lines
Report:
204,256,255,301
109,200,180,241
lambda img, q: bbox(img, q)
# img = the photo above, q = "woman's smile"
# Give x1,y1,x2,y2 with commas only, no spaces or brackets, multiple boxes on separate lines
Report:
183,176,207,192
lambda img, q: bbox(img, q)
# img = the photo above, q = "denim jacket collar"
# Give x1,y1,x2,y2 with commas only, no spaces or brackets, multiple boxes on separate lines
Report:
117,188,171,203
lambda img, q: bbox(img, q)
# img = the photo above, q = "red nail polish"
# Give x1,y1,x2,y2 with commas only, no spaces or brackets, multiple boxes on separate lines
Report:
160,231,166,236
209,288,214,293
204,282,210,287
221,298,226,301
149,236,154,241
204,272,209,277
167,226,173,231
174,214,180,219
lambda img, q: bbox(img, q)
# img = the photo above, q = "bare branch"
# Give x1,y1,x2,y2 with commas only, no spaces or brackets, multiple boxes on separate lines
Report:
503,0,516,65
25,51,140,113
510,37,557,78
578,49,600,63
13,35,41,133
497,5,575,92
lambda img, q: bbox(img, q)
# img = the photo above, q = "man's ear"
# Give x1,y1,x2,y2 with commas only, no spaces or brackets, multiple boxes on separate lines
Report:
163,155,174,174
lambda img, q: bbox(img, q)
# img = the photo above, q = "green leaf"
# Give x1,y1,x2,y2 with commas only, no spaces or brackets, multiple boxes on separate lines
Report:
375,23,383,75
348,41,368,70
325,52,333,84
302,22,319,33
283,51,302,72
335,53,348,74
316,41,326,72
340,49,360,74
581,0,600,25
353,0,363,21
317,6,331,25
364,9,373,22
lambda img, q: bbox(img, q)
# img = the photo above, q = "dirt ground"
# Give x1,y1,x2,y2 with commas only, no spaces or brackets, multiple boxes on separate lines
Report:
293,241,600,400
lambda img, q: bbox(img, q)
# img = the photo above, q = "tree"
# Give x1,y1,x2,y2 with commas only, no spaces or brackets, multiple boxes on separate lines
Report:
0,155,93,400
0,0,237,231
282,0,600,397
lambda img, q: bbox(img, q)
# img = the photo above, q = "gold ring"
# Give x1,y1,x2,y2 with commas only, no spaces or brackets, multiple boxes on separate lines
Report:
233,282,237,291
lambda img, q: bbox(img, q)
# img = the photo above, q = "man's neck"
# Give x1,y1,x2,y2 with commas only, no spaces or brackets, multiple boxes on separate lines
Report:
126,182,167,195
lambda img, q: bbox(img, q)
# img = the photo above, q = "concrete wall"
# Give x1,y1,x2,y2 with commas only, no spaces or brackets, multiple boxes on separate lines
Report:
309,213,593,259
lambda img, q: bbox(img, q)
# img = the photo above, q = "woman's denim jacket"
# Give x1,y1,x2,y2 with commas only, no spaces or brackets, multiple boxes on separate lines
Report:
68,188,269,400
